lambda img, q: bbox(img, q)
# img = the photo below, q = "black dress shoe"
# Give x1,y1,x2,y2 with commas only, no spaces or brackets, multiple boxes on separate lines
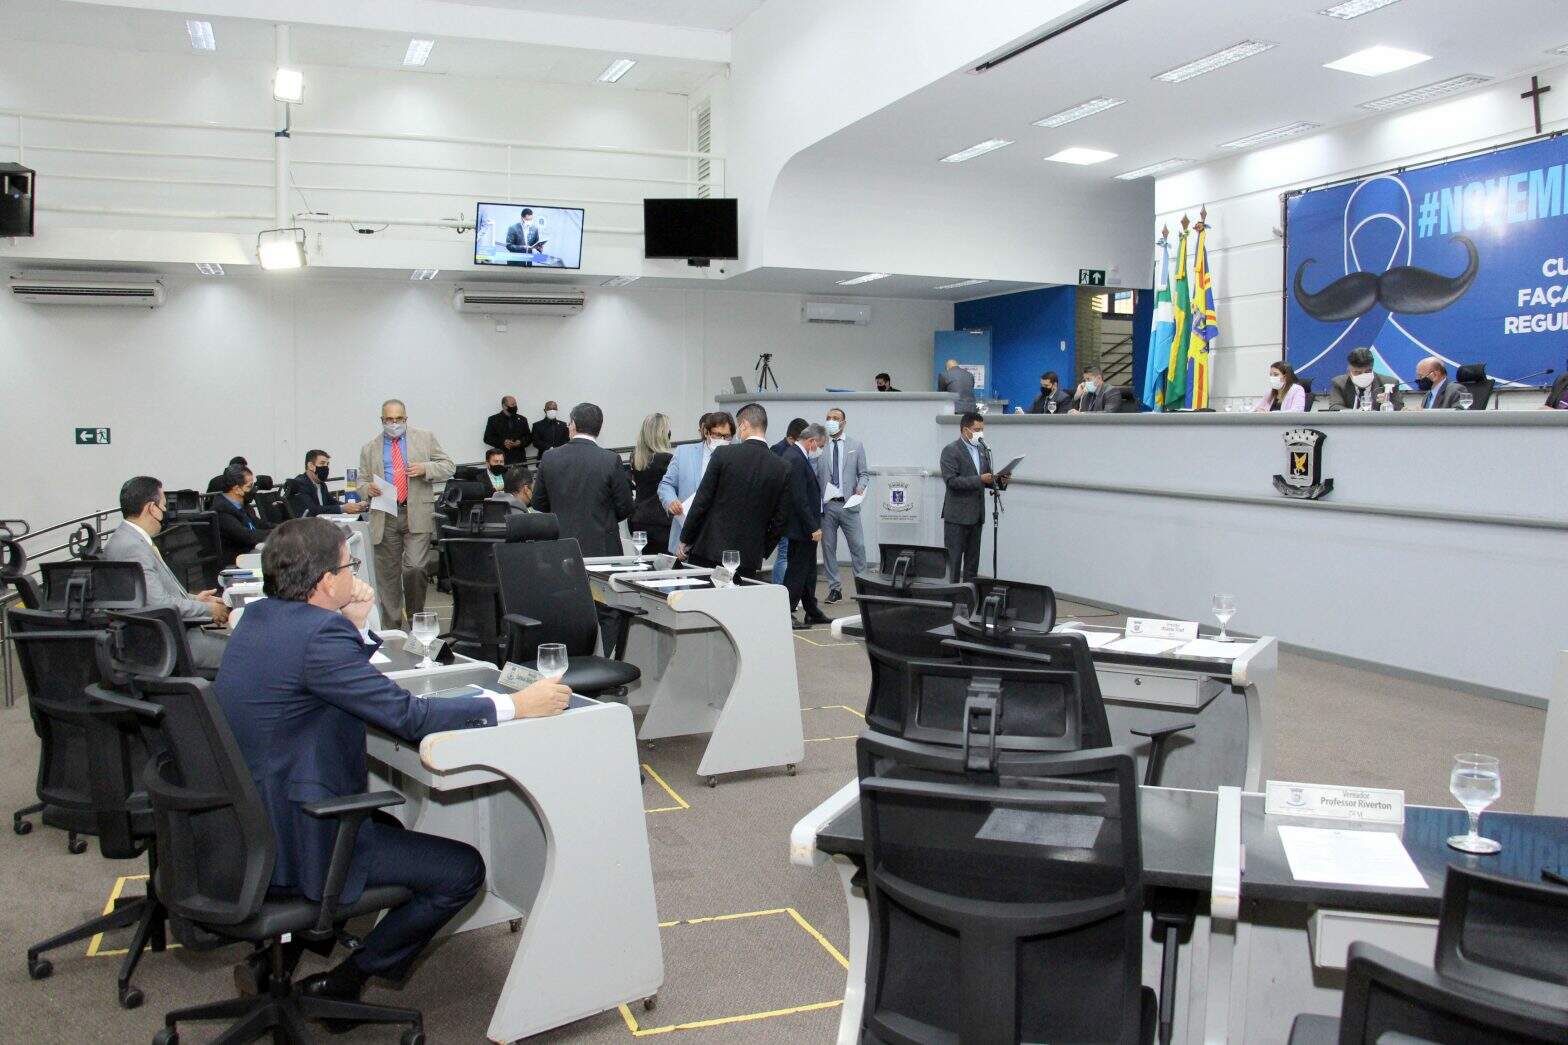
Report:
804,611,832,625
300,963,368,1034
791,619,811,631
825,590,843,604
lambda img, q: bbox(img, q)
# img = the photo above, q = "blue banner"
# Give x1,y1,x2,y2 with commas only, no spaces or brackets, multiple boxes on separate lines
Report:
1285,134,1568,388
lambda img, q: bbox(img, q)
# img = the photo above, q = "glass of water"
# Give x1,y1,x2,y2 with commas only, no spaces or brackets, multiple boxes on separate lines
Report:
631,530,647,560
1447,753,1502,854
1212,594,1236,642
1457,389,1474,410
411,611,440,669
722,549,741,573
536,642,569,681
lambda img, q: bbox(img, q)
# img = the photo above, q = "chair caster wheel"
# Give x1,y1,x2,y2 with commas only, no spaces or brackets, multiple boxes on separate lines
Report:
68,833,88,855
786,764,797,776
13,818,31,835
508,918,522,933
28,957,53,980
400,1026,426,1045
120,985,144,1009
152,1028,179,1045
643,995,657,1012
706,777,718,788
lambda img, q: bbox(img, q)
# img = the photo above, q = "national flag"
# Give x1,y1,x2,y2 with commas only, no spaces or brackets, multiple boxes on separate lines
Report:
1187,227,1220,410
1164,229,1192,409
1142,239,1174,410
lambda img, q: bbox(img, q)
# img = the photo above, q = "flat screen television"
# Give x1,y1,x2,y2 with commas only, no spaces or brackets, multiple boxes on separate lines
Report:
474,202,584,269
643,198,738,260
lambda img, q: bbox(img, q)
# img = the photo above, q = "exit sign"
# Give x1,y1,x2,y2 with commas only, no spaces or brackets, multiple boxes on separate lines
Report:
75,427,111,445
1078,269,1107,286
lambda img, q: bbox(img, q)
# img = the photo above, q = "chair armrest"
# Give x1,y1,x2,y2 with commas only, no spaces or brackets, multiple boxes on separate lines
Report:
85,686,164,722
502,613,544,663
1130,722,1195,741
502,613,543,631
601,604,648,660
303,790,406,938
601,605,648,618
302,790,406,820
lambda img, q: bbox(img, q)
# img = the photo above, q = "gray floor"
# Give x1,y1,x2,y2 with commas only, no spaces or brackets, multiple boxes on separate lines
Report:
0,589,1545,1043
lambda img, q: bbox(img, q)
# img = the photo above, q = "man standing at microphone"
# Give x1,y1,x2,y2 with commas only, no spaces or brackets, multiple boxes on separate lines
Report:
939,411,1006,582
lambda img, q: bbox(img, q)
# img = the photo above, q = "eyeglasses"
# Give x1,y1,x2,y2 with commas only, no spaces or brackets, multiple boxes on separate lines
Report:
380,417,405,424
328,558,362,574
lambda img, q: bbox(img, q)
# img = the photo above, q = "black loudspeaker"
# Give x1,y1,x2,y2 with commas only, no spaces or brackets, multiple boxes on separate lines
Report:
1,163,35,237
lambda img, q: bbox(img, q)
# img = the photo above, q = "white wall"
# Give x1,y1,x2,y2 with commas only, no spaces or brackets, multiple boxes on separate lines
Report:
1155,63,1568,405
0,278,949,527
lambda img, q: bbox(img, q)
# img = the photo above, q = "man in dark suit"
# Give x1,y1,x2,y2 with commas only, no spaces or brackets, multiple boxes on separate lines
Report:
482,395,532,466
1414,357,1464,409
678,402,790,580
213,465,269,564
1028,371,1071,414
1328,347,1404,411
940,412,1005,582
214,517,569,1003
284,449,364,518
768,418,809,585
530,401,570,460
529,402,633,558
207,455,248,493
1069,366,1124,413
780,424,830,628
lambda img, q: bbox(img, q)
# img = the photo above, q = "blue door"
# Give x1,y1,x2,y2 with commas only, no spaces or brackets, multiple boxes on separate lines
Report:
934,328,993,400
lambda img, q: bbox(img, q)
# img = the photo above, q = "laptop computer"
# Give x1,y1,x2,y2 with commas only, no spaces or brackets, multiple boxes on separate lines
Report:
728,376,749,394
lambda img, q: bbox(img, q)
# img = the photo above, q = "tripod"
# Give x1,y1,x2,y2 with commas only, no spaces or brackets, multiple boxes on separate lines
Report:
755,352,779,392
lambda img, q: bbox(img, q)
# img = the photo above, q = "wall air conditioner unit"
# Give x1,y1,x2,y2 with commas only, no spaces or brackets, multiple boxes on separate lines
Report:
9,277,165,307
452,287,585,317
802,301,871,326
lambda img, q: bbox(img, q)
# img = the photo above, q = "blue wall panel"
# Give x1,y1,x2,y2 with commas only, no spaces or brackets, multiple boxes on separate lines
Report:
954,287,1077,411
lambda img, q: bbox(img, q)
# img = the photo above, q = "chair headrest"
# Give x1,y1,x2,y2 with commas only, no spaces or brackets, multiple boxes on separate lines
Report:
1456,363,1487,383
0,536,27,580
505,513,560,543
253,474,274,490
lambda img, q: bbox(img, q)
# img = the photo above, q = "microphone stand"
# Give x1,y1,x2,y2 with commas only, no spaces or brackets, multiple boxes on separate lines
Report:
1492,367,1556,409
980,440,1003,578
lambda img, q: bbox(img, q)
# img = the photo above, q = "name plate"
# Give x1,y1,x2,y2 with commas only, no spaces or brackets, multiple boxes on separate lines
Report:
1125,617,1199,642
498,661,545,689
1266,780,1405,824
401,635,445,660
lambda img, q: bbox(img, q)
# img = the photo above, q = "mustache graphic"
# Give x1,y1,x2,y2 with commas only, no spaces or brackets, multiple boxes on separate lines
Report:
1295,235,1479,323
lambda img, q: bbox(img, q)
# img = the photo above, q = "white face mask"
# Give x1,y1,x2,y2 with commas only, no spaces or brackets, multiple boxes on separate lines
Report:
1350,371,1376,389
544,410,557,420
705,435,728,449
805,445,822,460
1083,381,1098,395
1269,374,1285,390
965,430,983,444
824,419,841,437
383,421,406,439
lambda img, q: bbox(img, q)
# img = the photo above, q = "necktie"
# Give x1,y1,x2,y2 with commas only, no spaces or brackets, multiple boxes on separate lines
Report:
391,438,409,504
1426,389,1436,409
832,440,841,488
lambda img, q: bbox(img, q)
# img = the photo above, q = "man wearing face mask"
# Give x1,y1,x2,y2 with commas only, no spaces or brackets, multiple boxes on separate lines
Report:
482,448,509,492
285,450,362,518
770,418,809,585
1414,357,1464,409
214,465,270,565
530,401,570,460
1328,347,1404,411
483,395,532,466
1028,371,1070,414
940,412,1006,583
817,407,869,604
781,423,831,628
658,411,734,555
359,400,455,631
1068,366,1124,413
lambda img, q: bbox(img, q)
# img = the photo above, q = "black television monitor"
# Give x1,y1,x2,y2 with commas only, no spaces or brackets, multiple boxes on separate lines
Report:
474,202,584,269
643,198,738,260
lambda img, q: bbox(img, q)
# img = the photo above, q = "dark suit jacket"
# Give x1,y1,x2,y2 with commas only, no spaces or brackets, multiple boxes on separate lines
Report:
1546,373,1568,409
1028,388,1071,414
769,438,793,457
1328,372,1405,411
214,598,496,903
940,437,986,526
284,473,343,517
530,417,570,458
1071,385,1124,413
680,438,789,574
781,444,823,541
483,410,532,465
1420,380,1465,409
213,493,267,561
530,437,633,558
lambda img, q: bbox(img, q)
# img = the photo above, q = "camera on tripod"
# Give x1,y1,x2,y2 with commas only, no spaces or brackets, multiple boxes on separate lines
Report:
754,353,778,391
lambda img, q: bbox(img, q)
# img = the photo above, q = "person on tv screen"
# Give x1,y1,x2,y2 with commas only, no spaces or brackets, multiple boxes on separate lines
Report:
506,208,546,254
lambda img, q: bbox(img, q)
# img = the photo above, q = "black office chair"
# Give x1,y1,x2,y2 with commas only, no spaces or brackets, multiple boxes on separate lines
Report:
163,489,203,516
855,592,975,735
962,576,1058,636
857,732,1154,1043
855,573,975,606
1433,867,1568,1011
1114,386,1141,413
1,533,42,608
155,515,224,592
1457,363,1495,409
440,538,506,666
875,544,949,592
1288,942,1568,1044
438,479,493,528
504,513,559,543
101,675,426,1044
1298,376,1315,411
40,559,147,623
254,488,292,525
494,538,642,697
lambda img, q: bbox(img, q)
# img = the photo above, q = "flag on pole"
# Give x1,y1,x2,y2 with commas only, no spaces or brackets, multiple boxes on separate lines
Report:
1164,229,1192,409
1142,238,1174,411
1187,226,1219,410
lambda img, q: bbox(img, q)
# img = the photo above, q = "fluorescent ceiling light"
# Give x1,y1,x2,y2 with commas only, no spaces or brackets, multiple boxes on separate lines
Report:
1320,0,1401,18
1033,97,1124,128
1358,74,1491,112
598,58,636,83
837,273,889,286
194,262,224,276
410,269,439,280
1324,45,1430,77
1218,122,1320,149
403,39,434,67
257,227,306,271
1046,147,1117,165
601,276,639,287
934,279,987,290
1155,40,1275,83
185,19,215,51
940,138,1013,163
272,67,304,104
1115,158,1193,180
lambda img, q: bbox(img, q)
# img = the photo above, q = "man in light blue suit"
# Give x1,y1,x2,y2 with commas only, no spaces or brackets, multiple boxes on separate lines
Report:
656,410,733,554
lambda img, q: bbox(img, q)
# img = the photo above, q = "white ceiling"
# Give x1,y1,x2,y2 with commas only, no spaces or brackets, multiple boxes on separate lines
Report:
437,0,766,32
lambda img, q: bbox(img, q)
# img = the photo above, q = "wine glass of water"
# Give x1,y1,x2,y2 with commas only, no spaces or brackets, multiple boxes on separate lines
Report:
1457,389,1475,410
1212,594,1236,642
631,530,647,560
536,643,569,682
721,549,741,580
411,611,439,669
1447,754,1502,854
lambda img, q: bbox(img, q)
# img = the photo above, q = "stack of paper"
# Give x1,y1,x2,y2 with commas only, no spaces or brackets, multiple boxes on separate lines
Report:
1276,825,1427,889
1173,638,1244,660
1105,635,1184,655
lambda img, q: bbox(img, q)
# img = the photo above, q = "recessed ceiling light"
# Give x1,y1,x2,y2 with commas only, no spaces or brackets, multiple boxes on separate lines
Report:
1358,74,1492,112
598,58,636,83
1218,122,1320,149
940,138,1014,163
1154,40,1275,83
602,276,639,287
837,273,889,285
403,39,434,67
1046,147,1117,165
194,262,224,276
410,269,439,281
934,279,987,290
1325,45,1430,77
1033,97,1125,128
272,67,304,104
185,19,215,51
1320,0,1402,19
1115,158,1194,180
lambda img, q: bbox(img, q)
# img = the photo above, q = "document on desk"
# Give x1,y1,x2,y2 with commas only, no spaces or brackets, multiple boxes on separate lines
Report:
1105,635,1185,655
586,562,650,574
644,577,711,590
1053,624,1120,649
1173,638,1244,660
1276,825,1427,890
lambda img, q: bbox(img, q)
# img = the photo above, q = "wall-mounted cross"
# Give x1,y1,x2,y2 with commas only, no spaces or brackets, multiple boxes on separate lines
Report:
1522,75,1552,135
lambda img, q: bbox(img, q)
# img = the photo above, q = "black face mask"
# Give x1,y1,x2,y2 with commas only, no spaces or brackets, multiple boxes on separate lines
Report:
1294,235,1479,322
1041,384,1053,394
1416,376,1435,392
489,465,506,476
504,406,517,415
314,465,330,482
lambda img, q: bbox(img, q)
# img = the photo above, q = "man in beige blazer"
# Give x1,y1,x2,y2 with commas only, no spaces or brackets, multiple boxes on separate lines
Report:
359,398,455,629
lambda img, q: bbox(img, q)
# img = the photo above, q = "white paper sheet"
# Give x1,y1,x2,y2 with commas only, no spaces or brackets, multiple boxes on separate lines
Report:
369,651,392,665
644,577,710,590
586,562,651,574
680,493,695,516
1105,635,1184,655
1173,639,1244,660
369,484,399,517
844,491,865,510
1276,825,1428,890
821,481,842,505
1053,625,1120,649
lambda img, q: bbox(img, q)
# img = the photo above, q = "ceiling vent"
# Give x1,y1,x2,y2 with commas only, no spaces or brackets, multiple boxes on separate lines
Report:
802,301,871,325
452,287,585,317
9,277,166,307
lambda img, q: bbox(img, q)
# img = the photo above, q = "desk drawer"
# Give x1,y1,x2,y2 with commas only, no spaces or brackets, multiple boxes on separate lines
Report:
1097,667,1223,709
1308,909,1437,970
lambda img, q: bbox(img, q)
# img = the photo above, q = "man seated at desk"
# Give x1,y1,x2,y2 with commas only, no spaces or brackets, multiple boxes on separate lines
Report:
1414,356,1464,409
285,449,363,518
213,465,270,564
1028,371,1070,414
488,464,533,514
1068,365,1123,413
214,517,569,1006
482,448,509,493
1327,347,1403,411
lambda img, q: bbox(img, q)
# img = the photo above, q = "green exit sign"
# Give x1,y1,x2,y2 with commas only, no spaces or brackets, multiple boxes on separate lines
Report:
75,427,111,445
1078,269,1107,286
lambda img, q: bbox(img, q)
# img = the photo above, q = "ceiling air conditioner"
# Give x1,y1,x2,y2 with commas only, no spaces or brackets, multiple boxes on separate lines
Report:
452,287,585,317
9,277,165,307
802,301,870,326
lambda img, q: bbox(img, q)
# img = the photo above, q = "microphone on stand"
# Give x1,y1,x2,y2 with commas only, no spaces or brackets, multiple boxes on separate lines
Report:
1493,367,1555,409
